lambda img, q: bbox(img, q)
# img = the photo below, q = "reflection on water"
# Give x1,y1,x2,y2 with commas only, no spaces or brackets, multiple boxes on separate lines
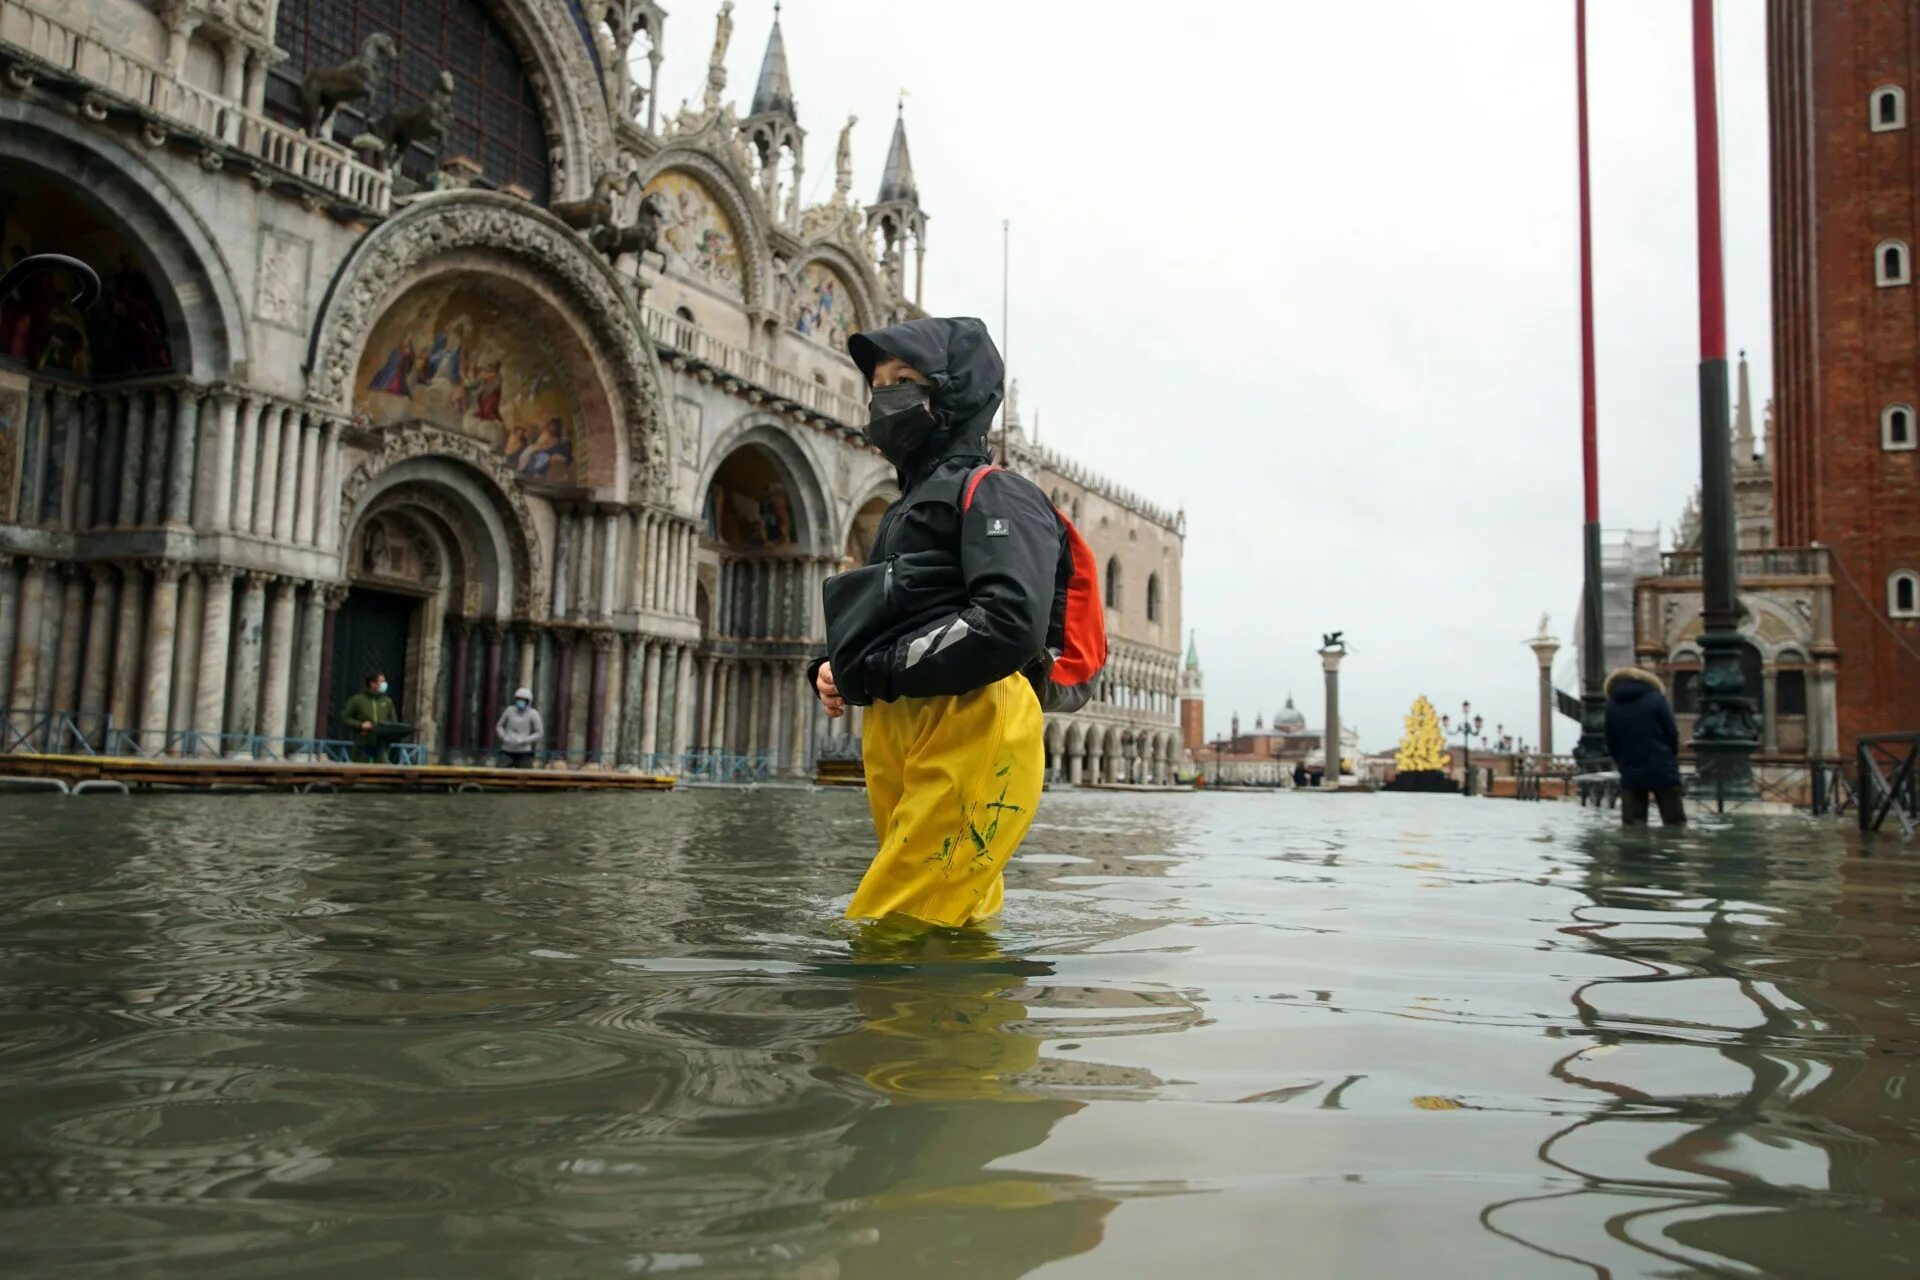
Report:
1,790,1916,1278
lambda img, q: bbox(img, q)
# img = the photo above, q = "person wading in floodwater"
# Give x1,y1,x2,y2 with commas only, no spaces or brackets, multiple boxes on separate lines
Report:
810,317,1105,930
1604,665,1686,826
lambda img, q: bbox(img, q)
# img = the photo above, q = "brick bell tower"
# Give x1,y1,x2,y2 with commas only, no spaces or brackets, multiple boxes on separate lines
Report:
1180,630,1206,754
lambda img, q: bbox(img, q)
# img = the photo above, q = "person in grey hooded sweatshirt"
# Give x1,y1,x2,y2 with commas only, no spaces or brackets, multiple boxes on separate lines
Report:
495,687,543,768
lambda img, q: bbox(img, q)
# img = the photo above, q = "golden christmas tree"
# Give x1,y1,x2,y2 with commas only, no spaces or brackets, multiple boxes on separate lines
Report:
1395,696,1452,774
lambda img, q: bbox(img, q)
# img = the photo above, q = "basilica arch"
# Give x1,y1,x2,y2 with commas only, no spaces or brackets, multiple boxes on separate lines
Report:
0,97,248,383
306,190,672,502
638,150,777,314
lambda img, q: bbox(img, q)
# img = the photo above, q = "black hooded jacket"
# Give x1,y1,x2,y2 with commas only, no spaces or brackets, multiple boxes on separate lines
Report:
1604,668,1683,791
813,317,1063,706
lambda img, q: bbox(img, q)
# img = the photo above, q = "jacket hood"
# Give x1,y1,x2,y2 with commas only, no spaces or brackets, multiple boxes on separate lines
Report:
848,317,1004,462
1605,665,1665,699
513,687,533,702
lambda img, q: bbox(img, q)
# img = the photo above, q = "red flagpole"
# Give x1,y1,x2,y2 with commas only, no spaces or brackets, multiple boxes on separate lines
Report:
1574,0,1609,765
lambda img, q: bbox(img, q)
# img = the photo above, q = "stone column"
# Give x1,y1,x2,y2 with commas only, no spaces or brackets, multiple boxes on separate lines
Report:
226,573,268,747
258,578,297,744
94,395,124,528
117,393,147,527
313,585,347,742
1761,669,1780,755
140,389,171,526
516,624,537,692
650,515,669,612
252,404,283,535
318,419,344,552
272,408,300,542
673,524,690,616
551,630,576,761
627,513,649,612
1529,634,1560,757
0,562,19,715
618,634,645,766
444,621,472,760
1321,645,1346,787
293,415,321,545
164,568,196,749
713,660,734,755
698,655,718,751
231,397,262,535
586,631,611,763
482,624,505,750
290,586,326,744
672,643,695,755
107,564,144,734
637,638,661,759
787,661,809,777
575,512,598,618
654,644,679,760
50,567,86,713
600,511,621,620
71,393,98,532
8,559,48,713
137,562,185,748
744,660,764,759
192,567,237,749
165,387,199,526
198,390,238,530
552,512,574,619
78,566,117,722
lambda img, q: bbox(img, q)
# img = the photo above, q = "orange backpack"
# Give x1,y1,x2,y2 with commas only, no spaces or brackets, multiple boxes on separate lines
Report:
964,465,1109,713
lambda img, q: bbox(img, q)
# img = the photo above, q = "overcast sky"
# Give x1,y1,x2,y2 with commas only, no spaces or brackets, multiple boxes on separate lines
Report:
657,1,1772,754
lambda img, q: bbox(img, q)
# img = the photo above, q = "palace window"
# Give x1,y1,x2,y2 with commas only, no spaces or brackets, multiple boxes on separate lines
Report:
1892,570,1920,619
1146,572,1162,622
1873,86,1907,132
1877,240,1911,287
267,0,552,202
1885,403,1916,451
1776,669,1808,717
1105,556,1122,610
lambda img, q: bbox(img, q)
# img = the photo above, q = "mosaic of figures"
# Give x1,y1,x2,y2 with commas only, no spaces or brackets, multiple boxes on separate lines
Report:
789,261,856,351
641,170,744,298
0,179,173,378
355,280,579,484
704,447,794,548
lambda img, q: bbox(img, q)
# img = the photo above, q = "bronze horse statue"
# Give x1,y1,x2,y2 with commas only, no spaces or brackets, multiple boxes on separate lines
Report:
303,33,397,137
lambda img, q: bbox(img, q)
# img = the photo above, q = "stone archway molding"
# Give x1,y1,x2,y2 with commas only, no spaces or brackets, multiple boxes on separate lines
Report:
639,148,775,313
0,96,249,382
305,190,673,500
339,427,547,620
700,413,836,557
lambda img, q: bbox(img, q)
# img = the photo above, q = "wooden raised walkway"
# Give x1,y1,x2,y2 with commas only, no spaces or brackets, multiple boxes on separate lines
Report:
0,752,676,793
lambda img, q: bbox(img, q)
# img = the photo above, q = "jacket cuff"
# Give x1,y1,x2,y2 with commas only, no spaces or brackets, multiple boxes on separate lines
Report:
863,648,894,704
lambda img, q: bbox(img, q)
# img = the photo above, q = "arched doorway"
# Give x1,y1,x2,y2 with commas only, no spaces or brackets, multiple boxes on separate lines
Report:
696,427,830,775
331,458,529,759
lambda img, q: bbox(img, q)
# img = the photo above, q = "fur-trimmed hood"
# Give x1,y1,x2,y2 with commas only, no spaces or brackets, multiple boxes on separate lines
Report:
1605,665,1665,697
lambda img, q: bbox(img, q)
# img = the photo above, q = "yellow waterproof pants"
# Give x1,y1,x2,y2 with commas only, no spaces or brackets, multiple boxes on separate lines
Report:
850,672,1045,927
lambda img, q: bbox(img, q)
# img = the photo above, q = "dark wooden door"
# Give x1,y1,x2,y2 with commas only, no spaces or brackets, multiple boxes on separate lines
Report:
328,588,414,735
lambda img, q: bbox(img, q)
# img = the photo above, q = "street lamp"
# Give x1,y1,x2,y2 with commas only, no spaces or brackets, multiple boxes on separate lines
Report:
0,253,99,308
1442,701,1484,797
1208,734,1230,788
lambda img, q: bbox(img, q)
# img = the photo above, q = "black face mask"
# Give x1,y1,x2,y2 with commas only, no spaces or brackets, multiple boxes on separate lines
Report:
865,382,940,467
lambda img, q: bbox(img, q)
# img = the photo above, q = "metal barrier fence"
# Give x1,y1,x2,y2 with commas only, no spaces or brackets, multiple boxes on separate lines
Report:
1857,733,1919,838
2,709,425,764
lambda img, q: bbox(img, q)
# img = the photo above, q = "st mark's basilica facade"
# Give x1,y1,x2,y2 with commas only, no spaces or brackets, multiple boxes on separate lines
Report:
0,0,1187,783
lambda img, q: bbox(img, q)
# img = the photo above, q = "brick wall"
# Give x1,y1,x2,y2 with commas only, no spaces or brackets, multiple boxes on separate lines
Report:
1770,0,1920,743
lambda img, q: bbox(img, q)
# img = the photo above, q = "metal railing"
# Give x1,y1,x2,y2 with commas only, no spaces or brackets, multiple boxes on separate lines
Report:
1659,546,1829,580
0,0,392,212
1514,753,1578,801
642,307,869,427
1857,733,1919,838
1,710,426,763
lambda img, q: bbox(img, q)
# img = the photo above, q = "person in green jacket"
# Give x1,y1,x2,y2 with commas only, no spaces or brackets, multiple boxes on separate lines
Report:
340,670,398,763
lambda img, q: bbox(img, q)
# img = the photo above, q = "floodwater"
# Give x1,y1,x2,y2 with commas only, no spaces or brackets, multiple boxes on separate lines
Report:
1,789,1916,1280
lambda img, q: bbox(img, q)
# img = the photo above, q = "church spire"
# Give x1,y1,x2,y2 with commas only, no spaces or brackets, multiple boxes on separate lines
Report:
750,1,795,120
877,98,918,204
1733,348,1756,463
1185,629,1200,668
